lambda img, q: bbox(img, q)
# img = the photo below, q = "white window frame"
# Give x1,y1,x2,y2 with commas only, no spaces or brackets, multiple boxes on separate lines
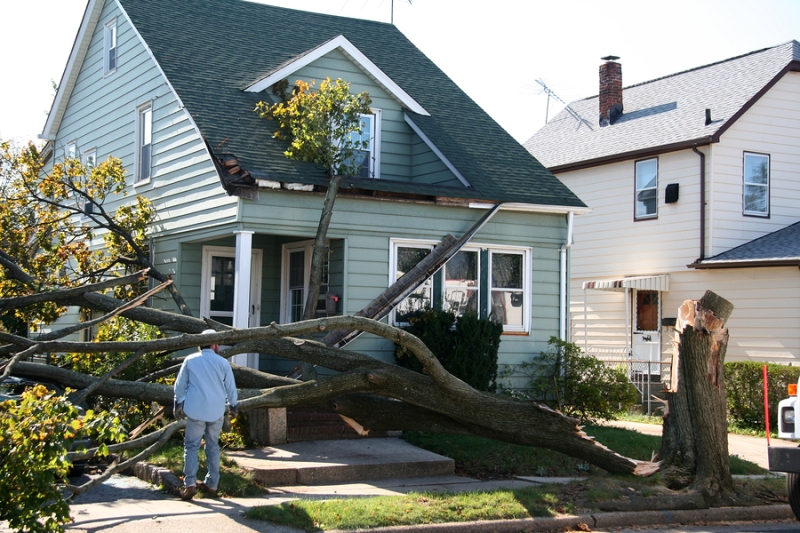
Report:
103,18,118,76
389,239,436,326
344,110,381,179
389,239,531,333
634,157,658,220
64,140,77,160
743,152,770,217
79,149,97,220
135,102,153,184
487,247,531,333
279,240,330,323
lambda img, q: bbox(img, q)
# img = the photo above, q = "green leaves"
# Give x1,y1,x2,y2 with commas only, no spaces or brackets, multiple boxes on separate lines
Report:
255,77,372,177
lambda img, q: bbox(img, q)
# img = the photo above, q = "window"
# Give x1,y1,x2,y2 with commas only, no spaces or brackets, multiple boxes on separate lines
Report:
391,240,530,332
83,149,96,169
64,141,77,160
635,158,658,220
743,152,769,216
489,251,526,330
345,111,380,178
104,19,118,75
136,103,152,183
444,250,479,317
393,244,434,323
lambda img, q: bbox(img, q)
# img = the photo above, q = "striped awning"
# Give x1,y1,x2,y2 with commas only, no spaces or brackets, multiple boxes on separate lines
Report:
582,274,669,292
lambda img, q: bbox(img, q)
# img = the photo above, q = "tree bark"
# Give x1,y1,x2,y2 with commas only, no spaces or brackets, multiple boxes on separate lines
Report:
660,291,735,502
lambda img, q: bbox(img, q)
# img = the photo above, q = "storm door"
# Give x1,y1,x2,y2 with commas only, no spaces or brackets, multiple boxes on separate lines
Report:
200,246,262,328
632,289,660,363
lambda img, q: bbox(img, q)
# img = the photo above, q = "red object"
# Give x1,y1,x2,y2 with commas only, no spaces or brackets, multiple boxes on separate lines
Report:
763,364,770,446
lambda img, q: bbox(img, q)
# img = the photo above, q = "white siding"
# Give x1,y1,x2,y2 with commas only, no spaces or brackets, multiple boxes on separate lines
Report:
710,72,800,255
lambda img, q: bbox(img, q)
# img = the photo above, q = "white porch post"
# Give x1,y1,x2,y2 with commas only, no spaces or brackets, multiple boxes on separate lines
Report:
232,230,255,368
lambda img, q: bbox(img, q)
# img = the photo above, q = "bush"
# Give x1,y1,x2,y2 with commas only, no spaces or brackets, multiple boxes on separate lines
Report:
395,309,502,392
726,361,800,432
504,337,639,422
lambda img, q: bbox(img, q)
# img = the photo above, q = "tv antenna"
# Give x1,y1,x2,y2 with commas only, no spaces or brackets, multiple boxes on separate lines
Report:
535,79,593,130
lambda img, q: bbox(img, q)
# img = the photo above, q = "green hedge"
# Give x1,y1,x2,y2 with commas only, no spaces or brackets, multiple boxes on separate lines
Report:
726,361,800,431
395,310,502,392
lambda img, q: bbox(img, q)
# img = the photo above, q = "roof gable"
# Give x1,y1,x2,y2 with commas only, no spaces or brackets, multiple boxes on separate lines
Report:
525,41,800,171
245,34,429,117
52,0,584,209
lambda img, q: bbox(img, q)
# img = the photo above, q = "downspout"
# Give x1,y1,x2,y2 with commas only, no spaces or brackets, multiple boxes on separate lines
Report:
692,145,706,261
559,211,575,340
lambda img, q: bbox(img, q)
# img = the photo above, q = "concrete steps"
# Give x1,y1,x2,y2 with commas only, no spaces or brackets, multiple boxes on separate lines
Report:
225,437,455,486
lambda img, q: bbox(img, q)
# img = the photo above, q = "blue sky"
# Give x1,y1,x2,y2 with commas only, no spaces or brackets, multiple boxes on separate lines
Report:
3,0,800,144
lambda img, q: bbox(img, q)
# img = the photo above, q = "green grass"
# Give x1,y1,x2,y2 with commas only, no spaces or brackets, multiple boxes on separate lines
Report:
244,486,568,532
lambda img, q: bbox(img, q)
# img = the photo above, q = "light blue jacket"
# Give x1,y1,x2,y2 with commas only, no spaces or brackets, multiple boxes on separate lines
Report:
174,348,238,422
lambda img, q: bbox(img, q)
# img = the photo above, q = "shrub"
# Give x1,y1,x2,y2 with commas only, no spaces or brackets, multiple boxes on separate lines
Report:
504,337,639,422
726,361,800,432
395,309,502,392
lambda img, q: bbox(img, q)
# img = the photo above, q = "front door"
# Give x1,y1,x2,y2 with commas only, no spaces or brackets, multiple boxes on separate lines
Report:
200,246,262,328
632,289,660,363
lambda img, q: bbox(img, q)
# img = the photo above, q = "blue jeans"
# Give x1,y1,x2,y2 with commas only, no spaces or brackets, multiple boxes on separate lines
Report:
183,415,224,490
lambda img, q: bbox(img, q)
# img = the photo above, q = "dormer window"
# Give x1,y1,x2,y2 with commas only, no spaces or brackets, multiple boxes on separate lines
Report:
104,19,118,75
346,111,380,178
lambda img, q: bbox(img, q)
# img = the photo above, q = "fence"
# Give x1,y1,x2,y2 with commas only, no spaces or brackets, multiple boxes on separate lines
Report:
586,346,671,416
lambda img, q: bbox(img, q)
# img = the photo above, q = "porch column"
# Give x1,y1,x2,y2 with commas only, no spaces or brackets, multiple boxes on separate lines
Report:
232,230,255,368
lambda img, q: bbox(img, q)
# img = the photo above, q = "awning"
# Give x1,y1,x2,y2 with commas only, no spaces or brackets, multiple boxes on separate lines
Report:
582,274,669,292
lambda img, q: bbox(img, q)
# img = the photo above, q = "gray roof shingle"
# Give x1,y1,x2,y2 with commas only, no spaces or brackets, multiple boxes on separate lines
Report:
696,221,800,266
525,42,800,170
117,0,585,208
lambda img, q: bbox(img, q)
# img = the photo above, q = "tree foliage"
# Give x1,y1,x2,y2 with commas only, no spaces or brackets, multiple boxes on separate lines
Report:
503,337,639,422
255,77,372,178
0,385,123,533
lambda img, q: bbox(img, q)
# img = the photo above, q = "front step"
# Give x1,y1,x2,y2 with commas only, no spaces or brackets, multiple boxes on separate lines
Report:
225,438,455,486
287,406,389,442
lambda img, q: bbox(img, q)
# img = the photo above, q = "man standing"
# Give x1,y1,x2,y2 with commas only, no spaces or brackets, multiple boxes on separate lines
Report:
174,329,238,500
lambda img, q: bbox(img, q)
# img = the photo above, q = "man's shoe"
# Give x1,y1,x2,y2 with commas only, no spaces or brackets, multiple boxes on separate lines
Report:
180,486,197,501
196,481,218,497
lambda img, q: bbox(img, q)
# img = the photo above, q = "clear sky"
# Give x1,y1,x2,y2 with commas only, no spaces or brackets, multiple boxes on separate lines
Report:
2,0,800,145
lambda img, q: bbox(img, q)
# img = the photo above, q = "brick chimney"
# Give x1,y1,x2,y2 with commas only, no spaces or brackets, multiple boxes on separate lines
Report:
599,55,623,125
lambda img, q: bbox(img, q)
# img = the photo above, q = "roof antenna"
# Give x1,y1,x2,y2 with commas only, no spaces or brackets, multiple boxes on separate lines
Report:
391,0,412,25
535,79,593,130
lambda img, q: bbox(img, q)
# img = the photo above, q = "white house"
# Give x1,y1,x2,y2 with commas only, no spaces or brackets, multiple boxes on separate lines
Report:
525,42,800,364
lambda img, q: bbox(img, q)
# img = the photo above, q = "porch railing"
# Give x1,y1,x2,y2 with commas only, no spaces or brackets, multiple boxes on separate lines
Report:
585,345,670,416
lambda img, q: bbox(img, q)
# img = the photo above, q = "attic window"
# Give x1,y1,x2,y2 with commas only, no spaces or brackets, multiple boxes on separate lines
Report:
743,152,769,217
104,18,118,75
136,102,152,183
345,111,381,178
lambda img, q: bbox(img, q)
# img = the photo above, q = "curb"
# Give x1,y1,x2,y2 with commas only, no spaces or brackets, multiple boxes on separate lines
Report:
132,462,182,497
328,505,795,533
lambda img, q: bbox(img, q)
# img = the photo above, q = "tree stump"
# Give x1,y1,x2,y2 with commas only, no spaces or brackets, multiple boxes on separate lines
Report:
660,291,735,503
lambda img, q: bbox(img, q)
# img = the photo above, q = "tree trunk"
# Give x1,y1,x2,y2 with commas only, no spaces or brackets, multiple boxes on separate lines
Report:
660,291,735,502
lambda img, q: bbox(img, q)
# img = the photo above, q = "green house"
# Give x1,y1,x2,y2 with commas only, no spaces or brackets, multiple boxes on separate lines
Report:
41,0,586,379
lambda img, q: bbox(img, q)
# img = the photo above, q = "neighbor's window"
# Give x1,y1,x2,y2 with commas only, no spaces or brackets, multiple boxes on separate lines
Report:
635,158,658,220
136,102,152,182
345,111,380,178
743,152,769,217
83,149,96,169
104,19,118,75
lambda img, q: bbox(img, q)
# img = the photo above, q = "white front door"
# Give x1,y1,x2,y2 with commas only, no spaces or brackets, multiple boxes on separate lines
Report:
200,246,262,328
632,289,660,363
